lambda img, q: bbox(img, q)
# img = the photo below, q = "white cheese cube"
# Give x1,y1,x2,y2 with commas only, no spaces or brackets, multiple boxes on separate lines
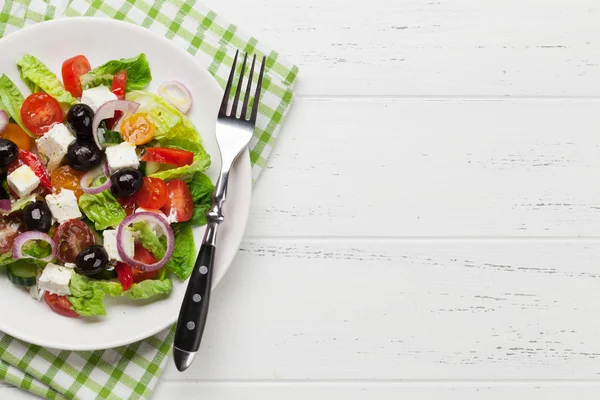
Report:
7,165,40,197
29,285,45,301
80,86,118,112
103,229,135,261
36,123,76,171
105,142,139,173
63,263,76,269
38,263,73,296
45,189,82,222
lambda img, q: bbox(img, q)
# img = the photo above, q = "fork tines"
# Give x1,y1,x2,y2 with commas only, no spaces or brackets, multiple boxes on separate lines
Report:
219,50,266,122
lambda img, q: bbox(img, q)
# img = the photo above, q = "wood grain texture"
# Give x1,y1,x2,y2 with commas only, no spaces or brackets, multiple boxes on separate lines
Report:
247,98,600,237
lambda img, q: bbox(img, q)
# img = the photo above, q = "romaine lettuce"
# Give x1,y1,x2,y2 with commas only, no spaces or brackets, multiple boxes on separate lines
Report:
124,268,172,299
79,190,126,230
0,74,31,136
81,54,151,91
17,54,77,105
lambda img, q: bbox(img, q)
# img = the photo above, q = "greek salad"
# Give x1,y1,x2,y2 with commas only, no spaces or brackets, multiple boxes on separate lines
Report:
0,53,213,318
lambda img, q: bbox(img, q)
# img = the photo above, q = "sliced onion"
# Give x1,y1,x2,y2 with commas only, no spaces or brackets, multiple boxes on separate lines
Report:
158,81,193,114
81,163,111,194
117,212,174,271
0,110,8,134
92,100,140,149
0,200,10,212
12,231,56,262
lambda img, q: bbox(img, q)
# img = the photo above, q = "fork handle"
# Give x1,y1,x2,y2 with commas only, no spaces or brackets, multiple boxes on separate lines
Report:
174,225,218,353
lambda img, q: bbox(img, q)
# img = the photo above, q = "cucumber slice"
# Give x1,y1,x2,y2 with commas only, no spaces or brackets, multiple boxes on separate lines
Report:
7,263,37,287
144,161,162,176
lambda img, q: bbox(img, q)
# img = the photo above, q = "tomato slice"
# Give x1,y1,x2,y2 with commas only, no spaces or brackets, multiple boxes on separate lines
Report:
120,112,155,145
106,70,127,129
0,214,24,253
50,166,85,199
44,292,79,318
140,147,194,167
135,177,168,210
117,195,136,216
115,262,134,291
131,243,159,281
21,93,64,135
161,179,193,222
1,124,31,151
19,149,53,193
53,219,96,263
61,55,91,98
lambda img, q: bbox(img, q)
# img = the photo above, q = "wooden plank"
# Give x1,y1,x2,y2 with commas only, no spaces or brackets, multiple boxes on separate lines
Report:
161,239,600,380
153,382,600,400
246,98,600,237
203,0,600,96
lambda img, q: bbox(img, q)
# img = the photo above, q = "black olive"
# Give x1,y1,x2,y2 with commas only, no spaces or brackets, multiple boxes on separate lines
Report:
66,104,95,139
75,245,109,276
23,201,53,233
0,139,18,168
66,140,102,171
110,168,143,197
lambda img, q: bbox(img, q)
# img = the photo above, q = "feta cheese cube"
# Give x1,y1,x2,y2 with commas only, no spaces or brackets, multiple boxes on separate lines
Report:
36,124,76,171
102,229,135,261
45,189,82,222
105,142,139,173
29,285,45,301
64,263,76,269
38,263,73,296
7,165,40,197
80,86,118,112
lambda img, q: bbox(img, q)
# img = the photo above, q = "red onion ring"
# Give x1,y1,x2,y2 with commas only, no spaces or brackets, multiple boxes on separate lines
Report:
158,81,193,114
116,212,174,271
92,100,140,149
0,200,10,212
0,110,8,134
81,163,111,194
12,231,56,262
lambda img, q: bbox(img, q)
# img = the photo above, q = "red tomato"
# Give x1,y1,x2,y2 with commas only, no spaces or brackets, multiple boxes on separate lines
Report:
53,219,96,263
161,180,193,222
0,214,24,253
44,292,79,318
106,70,127,129
19,150,53,193
115,262,134,291
61,55,91,98
117,195,136,216
20,93,64,135
140,147,194,167
131,243,159,282
135,177,168,210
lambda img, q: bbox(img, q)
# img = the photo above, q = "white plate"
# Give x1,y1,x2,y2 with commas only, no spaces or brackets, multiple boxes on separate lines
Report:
0,18,251,350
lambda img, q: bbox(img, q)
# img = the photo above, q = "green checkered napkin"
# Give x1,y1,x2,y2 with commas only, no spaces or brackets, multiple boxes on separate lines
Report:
0,0,298,398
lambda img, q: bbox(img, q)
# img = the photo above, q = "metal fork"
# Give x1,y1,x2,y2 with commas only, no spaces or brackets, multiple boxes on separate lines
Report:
173,51,265,371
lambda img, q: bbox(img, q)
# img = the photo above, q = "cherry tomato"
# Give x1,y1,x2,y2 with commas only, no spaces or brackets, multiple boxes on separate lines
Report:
53,219,96,263
131,243,159,281
115,262,134,291
119,112,155,145
117,195,136,216
61,55,91,98
135,177,168,210
20,93,64,136
0,213,24,253
1,124,31,150
106,70,127,129
50,166,85,199
19,150,53,193
161,179,193,222
140,147,194,167
44,292,79,318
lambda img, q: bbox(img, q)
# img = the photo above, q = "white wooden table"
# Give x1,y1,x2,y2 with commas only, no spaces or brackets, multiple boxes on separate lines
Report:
7,0,600,398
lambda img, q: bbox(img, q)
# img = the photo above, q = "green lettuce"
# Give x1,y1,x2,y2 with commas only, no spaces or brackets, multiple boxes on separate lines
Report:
79,190,126,230
186,172,214,227
22,240,53,260
134,222,165,259
0,74,31,136
16,54,77,105
81,54,151,91
147,138,211,181
125,268,172,299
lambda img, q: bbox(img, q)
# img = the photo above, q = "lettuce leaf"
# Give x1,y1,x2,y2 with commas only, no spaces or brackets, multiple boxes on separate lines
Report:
17,54,77,105
22,240,53,260
0,74,31,136
134,222,165,259
165,222,196,280
186,172,214,227
81,54,151,91
79,190,126,230
124,268,172,299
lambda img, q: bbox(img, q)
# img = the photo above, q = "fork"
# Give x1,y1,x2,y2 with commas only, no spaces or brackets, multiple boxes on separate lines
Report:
173,51,265,371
